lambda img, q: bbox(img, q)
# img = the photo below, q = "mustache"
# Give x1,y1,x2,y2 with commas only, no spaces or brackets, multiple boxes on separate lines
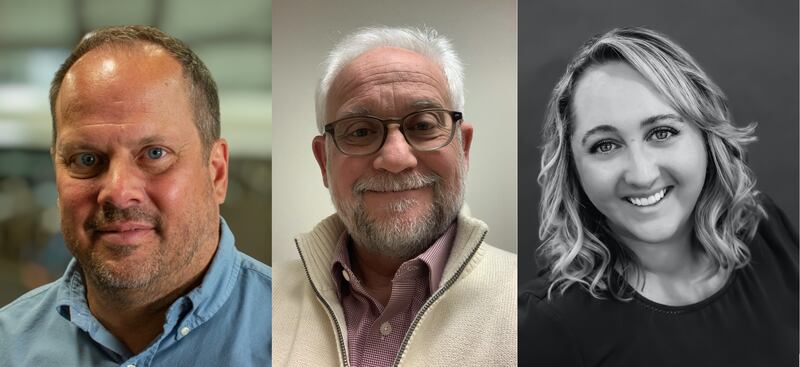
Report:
353,171,440,194
85,204,162,232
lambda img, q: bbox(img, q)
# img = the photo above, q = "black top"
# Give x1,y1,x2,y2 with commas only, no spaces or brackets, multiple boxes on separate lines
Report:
519,196,799,367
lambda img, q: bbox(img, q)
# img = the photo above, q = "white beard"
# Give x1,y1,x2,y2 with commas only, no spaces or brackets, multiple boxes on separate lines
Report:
329,158,465,260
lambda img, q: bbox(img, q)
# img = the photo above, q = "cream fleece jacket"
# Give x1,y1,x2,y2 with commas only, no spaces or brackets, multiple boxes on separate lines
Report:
273,209,517,366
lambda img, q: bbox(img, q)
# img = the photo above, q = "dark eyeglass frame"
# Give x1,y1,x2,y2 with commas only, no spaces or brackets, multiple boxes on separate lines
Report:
323,108,463,156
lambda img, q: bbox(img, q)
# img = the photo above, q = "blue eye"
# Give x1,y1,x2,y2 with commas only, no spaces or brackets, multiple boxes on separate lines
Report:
78,153,98,167
146,147,165,159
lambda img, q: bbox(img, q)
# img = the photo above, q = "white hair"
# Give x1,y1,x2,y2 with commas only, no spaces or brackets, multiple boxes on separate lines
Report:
315,26,465,133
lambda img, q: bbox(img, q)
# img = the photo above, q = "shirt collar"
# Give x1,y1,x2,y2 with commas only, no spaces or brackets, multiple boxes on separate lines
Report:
330,221,457,297
182,216,240,321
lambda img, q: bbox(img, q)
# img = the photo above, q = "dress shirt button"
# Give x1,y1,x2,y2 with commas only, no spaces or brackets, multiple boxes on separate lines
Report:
342,270,351,282
180,326,191,336
380,322,392,336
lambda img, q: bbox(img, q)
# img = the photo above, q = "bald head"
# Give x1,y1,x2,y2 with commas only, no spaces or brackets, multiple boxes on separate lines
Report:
50,25,219,159
56,44,189,134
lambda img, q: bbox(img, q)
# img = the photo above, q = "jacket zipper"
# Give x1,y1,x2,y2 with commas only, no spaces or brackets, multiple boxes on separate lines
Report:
295,239,350,367
391,230,488,367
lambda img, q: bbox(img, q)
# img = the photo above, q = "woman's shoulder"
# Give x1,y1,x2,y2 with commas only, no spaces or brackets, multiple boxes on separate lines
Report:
518,274,587,366
740,194,799,300
519,272,629,330
518,273,636,366
751,193,798,260
519,274,587,310
519,272,587,319
755,193,798,242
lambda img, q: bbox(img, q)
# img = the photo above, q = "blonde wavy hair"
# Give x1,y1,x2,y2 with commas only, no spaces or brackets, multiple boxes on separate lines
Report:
538,27,765,300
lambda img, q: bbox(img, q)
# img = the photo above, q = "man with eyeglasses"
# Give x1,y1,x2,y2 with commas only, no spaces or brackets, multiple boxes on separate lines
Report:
273,26,516,366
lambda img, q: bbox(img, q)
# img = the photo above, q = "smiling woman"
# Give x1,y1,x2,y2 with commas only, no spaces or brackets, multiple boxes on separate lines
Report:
570,62,709,256
519,27,798,366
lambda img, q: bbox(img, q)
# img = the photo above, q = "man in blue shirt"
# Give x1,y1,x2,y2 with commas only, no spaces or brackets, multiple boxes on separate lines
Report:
0,25,271,366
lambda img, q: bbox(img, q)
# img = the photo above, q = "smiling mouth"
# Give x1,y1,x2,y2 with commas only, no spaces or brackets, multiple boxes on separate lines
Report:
366,186,426,193
625,187,672,207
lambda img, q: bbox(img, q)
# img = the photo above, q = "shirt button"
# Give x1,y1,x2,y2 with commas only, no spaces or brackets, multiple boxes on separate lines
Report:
342,270,351,282
180,326,191,336
380,322,392,336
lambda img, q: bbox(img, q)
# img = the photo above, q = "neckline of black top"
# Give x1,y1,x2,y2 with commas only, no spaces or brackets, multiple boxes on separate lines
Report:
629,269,738,314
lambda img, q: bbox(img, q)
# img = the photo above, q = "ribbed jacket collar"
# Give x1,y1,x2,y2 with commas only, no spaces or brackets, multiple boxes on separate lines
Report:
294,206,490,306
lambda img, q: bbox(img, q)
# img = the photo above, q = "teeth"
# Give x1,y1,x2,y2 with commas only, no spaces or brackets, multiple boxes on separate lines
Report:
627,188,667,207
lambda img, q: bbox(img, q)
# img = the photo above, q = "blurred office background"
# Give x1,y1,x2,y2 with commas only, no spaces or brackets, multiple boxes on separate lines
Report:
0,0,271,306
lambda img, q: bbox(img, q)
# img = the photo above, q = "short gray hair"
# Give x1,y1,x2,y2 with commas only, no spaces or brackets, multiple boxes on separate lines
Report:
315,26,464,133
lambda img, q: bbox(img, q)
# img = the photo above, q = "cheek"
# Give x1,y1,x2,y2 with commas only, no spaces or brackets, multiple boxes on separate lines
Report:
673,135,708,188
574,158,618,203
423,146,462,185
327,156,363,199
152,176,184,201
56,178,96,223
146,168,207,212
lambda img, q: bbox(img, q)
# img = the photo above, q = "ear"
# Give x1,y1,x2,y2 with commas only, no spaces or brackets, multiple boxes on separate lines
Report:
460,121,474,169
312,135,330,188
208,139,229,204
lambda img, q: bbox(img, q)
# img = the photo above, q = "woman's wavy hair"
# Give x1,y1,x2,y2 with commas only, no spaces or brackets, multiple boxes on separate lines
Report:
538,27,765,300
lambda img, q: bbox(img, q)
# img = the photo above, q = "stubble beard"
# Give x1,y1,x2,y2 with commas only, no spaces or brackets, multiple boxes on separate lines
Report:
329,151,466,261
63,190,215,300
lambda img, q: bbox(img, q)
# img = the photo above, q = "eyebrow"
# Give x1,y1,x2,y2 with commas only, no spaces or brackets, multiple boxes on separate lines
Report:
335,100,445,121
338,107,371,119
411,100,444,109
56,135,169,155
580,113,683,146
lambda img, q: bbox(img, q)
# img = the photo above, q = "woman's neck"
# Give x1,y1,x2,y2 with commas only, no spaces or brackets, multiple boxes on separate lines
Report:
614,229,729,306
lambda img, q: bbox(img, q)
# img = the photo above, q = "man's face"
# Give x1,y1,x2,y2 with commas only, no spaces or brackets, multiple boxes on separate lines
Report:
313,47,473,260
53,44,228,292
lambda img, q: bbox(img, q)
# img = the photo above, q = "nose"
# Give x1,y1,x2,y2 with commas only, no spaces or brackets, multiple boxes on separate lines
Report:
623,145,659,188
97,158,146,208
373,126,417,173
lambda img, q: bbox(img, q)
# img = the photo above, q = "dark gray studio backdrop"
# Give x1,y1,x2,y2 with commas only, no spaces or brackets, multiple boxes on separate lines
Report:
519,0,799,284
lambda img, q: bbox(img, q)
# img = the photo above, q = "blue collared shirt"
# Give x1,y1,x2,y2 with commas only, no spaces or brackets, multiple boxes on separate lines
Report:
0,218,272,367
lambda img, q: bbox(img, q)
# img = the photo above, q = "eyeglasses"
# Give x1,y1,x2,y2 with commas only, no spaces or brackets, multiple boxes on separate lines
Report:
323,109,463,156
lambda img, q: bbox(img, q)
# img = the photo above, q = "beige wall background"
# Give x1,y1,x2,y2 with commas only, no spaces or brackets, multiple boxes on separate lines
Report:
272,0,517,265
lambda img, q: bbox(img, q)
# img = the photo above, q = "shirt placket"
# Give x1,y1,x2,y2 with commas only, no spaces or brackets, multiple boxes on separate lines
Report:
344,261,427,366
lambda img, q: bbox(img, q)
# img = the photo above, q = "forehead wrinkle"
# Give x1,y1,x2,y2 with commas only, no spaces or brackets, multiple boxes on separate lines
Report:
58,45,187,118
60,98,156,125
328,48,451,123
334,69,444,100
333,72,448,117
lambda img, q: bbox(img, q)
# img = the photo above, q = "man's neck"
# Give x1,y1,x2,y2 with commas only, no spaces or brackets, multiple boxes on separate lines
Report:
349,243,407,306
83,247,216,354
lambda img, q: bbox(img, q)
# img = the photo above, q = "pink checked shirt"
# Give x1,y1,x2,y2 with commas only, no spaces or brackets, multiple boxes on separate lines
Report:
331,223,456,367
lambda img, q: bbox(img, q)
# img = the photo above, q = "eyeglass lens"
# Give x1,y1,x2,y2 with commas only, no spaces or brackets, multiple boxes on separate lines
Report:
333,110,455,155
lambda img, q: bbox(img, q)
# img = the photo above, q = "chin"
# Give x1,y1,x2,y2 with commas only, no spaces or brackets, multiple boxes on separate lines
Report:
616,219,685,245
